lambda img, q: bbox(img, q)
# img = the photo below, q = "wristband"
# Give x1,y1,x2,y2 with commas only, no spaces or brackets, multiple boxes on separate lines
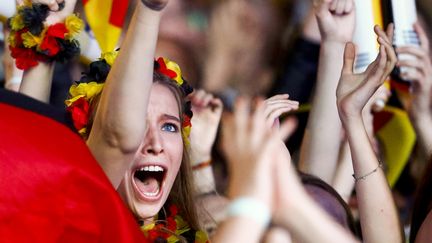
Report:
226,197,271,228
192,160,212,171
7,3,83,70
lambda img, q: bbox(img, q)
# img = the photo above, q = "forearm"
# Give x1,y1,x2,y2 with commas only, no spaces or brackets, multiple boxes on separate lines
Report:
299,41,345,183
87,2,162,187
411,114,432,158
19,62,55,103
278,195,358,243
344,117,403,243
212,217,265,243
332,141,355,203
90,3,160,150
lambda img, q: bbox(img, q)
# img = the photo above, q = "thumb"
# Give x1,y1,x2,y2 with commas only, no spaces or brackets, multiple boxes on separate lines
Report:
278,116,298,142
342,42,356,75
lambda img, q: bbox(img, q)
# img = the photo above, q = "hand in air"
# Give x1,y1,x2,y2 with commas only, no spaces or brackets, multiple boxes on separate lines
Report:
396,22,432,119
189,90,223,164
313,0,355,42
222,98,279,206
264,94,299,140
16,0,77,25
337,25,397,121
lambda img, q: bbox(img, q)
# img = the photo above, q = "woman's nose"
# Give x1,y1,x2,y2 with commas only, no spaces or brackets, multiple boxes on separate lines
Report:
141,127,163,155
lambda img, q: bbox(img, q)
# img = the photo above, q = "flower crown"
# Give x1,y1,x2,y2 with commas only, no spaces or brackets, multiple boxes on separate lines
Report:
65,51,194,143
7,2,83,70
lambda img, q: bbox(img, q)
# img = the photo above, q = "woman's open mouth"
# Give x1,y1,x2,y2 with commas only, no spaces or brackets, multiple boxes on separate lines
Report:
133,165,166,201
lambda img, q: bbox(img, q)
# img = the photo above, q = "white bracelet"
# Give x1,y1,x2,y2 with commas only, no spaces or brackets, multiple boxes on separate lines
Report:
5,76,22,89
226,197,271,228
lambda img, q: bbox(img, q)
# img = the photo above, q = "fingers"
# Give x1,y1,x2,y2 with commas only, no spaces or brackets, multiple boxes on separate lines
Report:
233,97,250,136
329,0,353,15
35,0,60,11
414,22,430,51
264,94,299,128
251,99,269,147
265,101,299,128
396,46,428,59
386,23,394,43
342,42,356,75
278,117,298,141
400,68,423,82
266,94,289,102
374,25,397,77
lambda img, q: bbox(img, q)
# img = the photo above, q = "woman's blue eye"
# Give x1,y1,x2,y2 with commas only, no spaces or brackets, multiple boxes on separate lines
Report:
162,123,179,132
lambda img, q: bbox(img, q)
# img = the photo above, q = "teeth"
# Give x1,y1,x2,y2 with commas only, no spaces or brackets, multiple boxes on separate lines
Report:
143,188,160,197
139,165,164,172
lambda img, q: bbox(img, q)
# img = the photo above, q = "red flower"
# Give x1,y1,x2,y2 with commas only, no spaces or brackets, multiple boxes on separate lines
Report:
156,57,177,79
40,23,68,56
14,29,27,46
46,23,68,39
67,97,90,131
182,115,191,128
9,46,38,70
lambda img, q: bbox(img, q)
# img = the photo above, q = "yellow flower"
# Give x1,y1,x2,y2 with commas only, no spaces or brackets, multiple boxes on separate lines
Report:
10,15,25,31
8,33,16,47
164,58,183,85
65,14,84,39
101,50,119,66
65,94,85,107
195,231,209,243
65,82,104,106
21,32,41,48
182,126,191,147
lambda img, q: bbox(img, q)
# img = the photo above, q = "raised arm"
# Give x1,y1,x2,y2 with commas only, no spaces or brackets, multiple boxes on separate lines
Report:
397,22,432,158
212,98,278,243
336,26,402,242
16,0,79,102
299,0,355,183
86,0,168,188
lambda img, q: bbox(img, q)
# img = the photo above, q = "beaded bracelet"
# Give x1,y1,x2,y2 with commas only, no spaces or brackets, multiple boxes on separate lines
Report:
7,3,83,70
352,161,384,182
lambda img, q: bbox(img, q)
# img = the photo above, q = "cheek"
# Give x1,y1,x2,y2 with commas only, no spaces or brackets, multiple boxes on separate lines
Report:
164,133,184,168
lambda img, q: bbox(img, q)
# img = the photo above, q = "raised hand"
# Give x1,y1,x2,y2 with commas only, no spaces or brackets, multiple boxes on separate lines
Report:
264,94,299,128
189,90,223,164
313,0,355,42
337,25,397,121
221,98,278,205
396,22,432,119
17,0,77,25
264,94,299,141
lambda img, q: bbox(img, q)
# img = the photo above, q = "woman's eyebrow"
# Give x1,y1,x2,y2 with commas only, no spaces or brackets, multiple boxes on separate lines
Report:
162,114,181,123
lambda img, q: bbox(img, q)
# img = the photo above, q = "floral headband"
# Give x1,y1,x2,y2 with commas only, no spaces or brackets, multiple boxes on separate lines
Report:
65,51,194,143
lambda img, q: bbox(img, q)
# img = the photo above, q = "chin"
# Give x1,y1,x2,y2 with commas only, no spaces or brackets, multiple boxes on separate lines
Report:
118,165,178,222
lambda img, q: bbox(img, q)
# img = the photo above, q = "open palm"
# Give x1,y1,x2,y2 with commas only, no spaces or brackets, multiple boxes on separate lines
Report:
337,26,396,121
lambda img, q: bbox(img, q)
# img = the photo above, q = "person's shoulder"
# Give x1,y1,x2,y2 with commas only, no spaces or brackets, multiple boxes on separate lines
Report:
0,89,75,130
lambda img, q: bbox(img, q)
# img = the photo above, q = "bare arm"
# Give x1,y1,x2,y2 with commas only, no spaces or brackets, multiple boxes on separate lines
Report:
299,0,355,183
274,146,358,243
86,0,167,188
16,0,77,102
397,22,432,157
336,26,402,242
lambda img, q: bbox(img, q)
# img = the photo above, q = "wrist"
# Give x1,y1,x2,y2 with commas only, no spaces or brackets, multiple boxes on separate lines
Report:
226,197,271,228
7,5,83,70
140,0,167,11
